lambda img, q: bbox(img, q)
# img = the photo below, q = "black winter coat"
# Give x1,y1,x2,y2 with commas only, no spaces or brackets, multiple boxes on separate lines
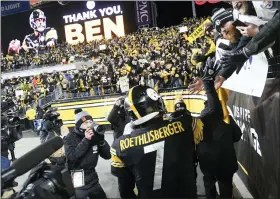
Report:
107,104,130,140
64,131,111,186
197,81,242,176
197,115,242,175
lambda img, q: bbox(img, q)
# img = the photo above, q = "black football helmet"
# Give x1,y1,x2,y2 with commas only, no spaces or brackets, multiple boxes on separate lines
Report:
174,99,187,112
124,85,166,125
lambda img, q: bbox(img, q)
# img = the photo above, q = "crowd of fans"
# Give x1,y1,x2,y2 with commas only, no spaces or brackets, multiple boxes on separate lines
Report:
1,42,92,72
1,17,215,115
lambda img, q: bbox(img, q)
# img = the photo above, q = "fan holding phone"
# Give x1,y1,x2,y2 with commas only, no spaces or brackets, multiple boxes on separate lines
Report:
233,19,260,37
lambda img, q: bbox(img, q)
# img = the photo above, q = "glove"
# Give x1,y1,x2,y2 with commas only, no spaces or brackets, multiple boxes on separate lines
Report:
115,96,125,108
220,47,250,75
200,56,220,81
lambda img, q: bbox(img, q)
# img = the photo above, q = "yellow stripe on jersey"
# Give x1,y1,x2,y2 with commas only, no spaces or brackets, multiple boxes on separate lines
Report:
128,87,141,119
111,153,125,168
192,118,204,145
110,147,116,155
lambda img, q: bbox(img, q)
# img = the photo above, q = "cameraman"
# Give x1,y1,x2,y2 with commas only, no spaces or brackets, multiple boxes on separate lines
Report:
39,108,65,166
64,109,110,199
40,108,62,143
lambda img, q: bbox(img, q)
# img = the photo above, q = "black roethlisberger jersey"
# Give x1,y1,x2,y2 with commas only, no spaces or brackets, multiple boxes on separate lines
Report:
21,27,57,53
111,116,198,198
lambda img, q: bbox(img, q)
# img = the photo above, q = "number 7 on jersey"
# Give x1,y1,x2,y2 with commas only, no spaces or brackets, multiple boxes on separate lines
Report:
144,141,165,190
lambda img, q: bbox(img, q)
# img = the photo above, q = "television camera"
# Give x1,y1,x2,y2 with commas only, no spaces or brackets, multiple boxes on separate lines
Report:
43,108,63,128
1,137,75,199
40,108,63,139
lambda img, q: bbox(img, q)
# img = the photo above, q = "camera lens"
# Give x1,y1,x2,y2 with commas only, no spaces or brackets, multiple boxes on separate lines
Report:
93,125,105,135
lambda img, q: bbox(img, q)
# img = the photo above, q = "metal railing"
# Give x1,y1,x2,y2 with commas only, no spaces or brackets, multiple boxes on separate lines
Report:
58,84,119,100
38,87,63,108
35,80,189,106
1,57,91,74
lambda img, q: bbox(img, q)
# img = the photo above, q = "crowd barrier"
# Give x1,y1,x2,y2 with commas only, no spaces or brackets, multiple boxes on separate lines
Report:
227,78,280,199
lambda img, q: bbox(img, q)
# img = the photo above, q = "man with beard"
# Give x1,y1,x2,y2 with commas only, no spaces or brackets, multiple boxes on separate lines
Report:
196,8,245,88
9,9,57,54
213,9,244,48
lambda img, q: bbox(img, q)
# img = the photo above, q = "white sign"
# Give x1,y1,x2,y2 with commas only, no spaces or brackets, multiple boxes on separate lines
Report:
119,76,129,93
179,26,188,33
15,90,24,97
222,52,268,97
99,44,106,51
63,1,125,44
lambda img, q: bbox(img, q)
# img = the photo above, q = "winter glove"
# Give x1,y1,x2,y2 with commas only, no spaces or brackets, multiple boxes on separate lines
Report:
200,56,220,81
220,47,250,77
90,134,104,146
91,126,105,146
115,96,125,108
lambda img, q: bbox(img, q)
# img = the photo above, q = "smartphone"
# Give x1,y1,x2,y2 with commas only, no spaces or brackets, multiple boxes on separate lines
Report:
232,19,247,27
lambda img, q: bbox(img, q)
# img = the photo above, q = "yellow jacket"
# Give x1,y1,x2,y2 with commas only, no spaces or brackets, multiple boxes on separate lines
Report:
26,109,36,120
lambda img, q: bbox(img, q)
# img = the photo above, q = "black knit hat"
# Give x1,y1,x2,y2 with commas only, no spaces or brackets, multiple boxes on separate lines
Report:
75,108,93,130
211,8,234,33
